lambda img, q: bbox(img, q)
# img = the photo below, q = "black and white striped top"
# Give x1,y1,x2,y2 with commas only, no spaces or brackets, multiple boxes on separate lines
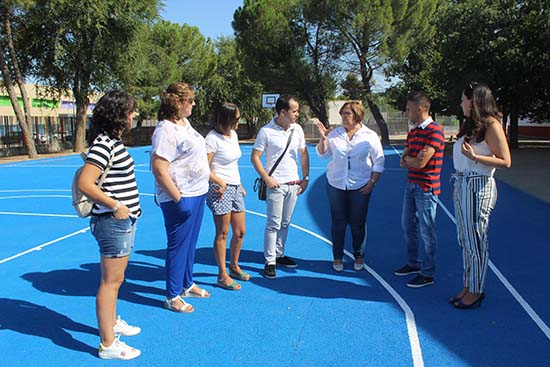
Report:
86,134,141,217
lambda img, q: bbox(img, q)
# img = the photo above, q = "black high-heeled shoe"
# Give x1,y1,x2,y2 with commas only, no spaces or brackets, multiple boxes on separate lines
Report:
449,295,463,304
453,293,485,309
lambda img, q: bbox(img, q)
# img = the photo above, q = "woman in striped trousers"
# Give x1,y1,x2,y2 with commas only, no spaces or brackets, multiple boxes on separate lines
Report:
450,82,511,309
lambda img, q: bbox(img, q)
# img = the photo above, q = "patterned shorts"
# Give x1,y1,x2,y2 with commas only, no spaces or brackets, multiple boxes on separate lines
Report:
206,183,245,215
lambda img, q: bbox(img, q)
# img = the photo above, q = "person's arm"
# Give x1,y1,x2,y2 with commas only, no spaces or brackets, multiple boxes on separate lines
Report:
251,148,279,188
297,146,310,195
462,119,511,169
316,121,329,155
78,163,130,219
151,154,181,202
207,152,226,198
404,145,436,169
400,147,410,168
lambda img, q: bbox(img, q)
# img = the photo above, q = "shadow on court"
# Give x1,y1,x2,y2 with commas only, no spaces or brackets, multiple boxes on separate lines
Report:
0,298,97,356
21,261,164,308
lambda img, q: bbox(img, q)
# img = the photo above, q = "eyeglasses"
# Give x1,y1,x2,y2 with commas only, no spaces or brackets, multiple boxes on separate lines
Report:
340,111,353,116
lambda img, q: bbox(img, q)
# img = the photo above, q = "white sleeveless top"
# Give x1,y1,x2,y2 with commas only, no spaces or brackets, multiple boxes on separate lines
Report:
453,136,495,177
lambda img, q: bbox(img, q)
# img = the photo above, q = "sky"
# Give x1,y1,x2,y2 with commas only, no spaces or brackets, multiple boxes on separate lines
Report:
158,0,391,91
159,0,243,40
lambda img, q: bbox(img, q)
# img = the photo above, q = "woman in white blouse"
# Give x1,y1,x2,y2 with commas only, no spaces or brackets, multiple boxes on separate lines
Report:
151,82,211,314
205,103,248,290
316,101,385,272
449,82,511,309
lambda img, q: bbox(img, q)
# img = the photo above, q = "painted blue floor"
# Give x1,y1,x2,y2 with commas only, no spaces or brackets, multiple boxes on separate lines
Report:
0,144,548,366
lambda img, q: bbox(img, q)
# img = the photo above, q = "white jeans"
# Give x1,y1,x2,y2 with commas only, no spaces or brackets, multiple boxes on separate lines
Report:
264,184,299,264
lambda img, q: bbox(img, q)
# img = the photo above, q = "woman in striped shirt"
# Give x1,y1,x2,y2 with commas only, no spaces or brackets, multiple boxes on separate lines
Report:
78,91,142,360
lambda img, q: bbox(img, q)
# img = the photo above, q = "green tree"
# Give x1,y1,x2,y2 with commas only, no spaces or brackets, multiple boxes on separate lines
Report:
21,0,159,152
0,0,37,158
332,0,438,144
390,0,550,148
195,37,271,137
233,0,343,125
121,20,216,126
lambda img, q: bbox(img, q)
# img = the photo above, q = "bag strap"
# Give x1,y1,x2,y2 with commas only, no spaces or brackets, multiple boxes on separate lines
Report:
82,145,114,189
267,127,294,176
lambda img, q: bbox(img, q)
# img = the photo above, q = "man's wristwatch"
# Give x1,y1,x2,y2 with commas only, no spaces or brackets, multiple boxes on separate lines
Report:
302,176,310,182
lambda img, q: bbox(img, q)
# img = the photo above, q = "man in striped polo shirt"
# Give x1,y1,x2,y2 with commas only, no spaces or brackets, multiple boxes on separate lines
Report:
394,91,445,288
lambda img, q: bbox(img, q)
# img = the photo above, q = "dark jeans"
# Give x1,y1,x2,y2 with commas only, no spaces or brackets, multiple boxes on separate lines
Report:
327,184,371,260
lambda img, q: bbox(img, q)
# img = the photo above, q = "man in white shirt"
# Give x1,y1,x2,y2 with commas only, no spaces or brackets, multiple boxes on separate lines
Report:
251,95,310,279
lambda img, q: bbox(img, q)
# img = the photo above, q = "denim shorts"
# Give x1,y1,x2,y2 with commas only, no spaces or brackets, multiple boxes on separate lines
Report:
90,215,137,258
206,183,245,215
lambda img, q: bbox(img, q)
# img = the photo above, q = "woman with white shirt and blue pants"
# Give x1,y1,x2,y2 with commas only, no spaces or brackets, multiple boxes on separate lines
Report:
151,82,211,314
316,101,385,271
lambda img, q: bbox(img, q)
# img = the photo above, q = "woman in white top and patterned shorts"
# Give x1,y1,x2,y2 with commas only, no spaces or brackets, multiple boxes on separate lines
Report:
205,102,248,290
450,82,511,309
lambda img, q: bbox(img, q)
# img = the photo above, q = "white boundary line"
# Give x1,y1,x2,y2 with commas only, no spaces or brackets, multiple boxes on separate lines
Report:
0,211,78,218
392,143,550,340
246,209,425,367
434,196,550,341
0,227,89,264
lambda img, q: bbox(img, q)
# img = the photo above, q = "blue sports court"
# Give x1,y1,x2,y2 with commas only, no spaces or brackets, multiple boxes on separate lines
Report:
0,144,548,366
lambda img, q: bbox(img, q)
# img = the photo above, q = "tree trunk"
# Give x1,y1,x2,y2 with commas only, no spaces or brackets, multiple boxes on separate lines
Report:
0,6,37,158
365,97,390,145
73,91,88,152
508,107,519,149
0,46,38,158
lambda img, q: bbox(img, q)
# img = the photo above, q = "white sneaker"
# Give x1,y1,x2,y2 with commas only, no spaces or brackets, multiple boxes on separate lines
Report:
98,337,141,360
113,316,141,336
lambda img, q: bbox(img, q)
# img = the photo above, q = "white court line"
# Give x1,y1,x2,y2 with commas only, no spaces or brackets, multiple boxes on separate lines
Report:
392,143,550,340
0,211,78,218
246,209,425,367
0,227,89,264
0,195,70,200
435,196,550,341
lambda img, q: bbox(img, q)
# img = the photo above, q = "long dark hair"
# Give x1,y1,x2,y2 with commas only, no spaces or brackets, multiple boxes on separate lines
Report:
212,102,240,135
458,82,502,143
89,90,136,144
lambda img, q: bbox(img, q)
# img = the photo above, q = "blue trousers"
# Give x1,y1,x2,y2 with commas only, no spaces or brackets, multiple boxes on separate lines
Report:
401,183,438,277
160,195,206,299
327,184,371,260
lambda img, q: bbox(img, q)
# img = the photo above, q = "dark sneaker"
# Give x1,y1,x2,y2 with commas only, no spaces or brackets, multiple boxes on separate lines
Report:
394,264,421,276
264,264,276,279
276,256,297,268
407,274,434,288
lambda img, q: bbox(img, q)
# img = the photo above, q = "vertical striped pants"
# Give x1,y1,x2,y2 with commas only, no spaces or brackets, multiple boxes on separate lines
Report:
453,173,497,293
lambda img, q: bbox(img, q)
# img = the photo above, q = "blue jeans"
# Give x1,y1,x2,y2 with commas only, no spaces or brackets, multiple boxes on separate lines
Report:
264,184,299,264
90,215,137,258
401,183,438,277
327,184,371,260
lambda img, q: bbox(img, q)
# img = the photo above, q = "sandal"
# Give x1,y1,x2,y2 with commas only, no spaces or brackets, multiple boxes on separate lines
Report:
229,268,250,281
181,283,211,298
217,279,241,291
163,295,194,313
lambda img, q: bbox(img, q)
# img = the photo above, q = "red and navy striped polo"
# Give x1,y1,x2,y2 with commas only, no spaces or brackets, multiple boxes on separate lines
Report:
406,120,445,195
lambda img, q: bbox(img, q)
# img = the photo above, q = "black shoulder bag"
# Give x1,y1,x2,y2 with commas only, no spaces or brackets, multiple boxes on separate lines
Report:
254,128,294,201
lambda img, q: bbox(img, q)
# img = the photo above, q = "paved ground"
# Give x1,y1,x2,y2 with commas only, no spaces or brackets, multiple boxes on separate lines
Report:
1,139,549,203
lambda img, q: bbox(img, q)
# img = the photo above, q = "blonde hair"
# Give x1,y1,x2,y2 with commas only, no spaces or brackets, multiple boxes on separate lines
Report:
157,82,194,121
